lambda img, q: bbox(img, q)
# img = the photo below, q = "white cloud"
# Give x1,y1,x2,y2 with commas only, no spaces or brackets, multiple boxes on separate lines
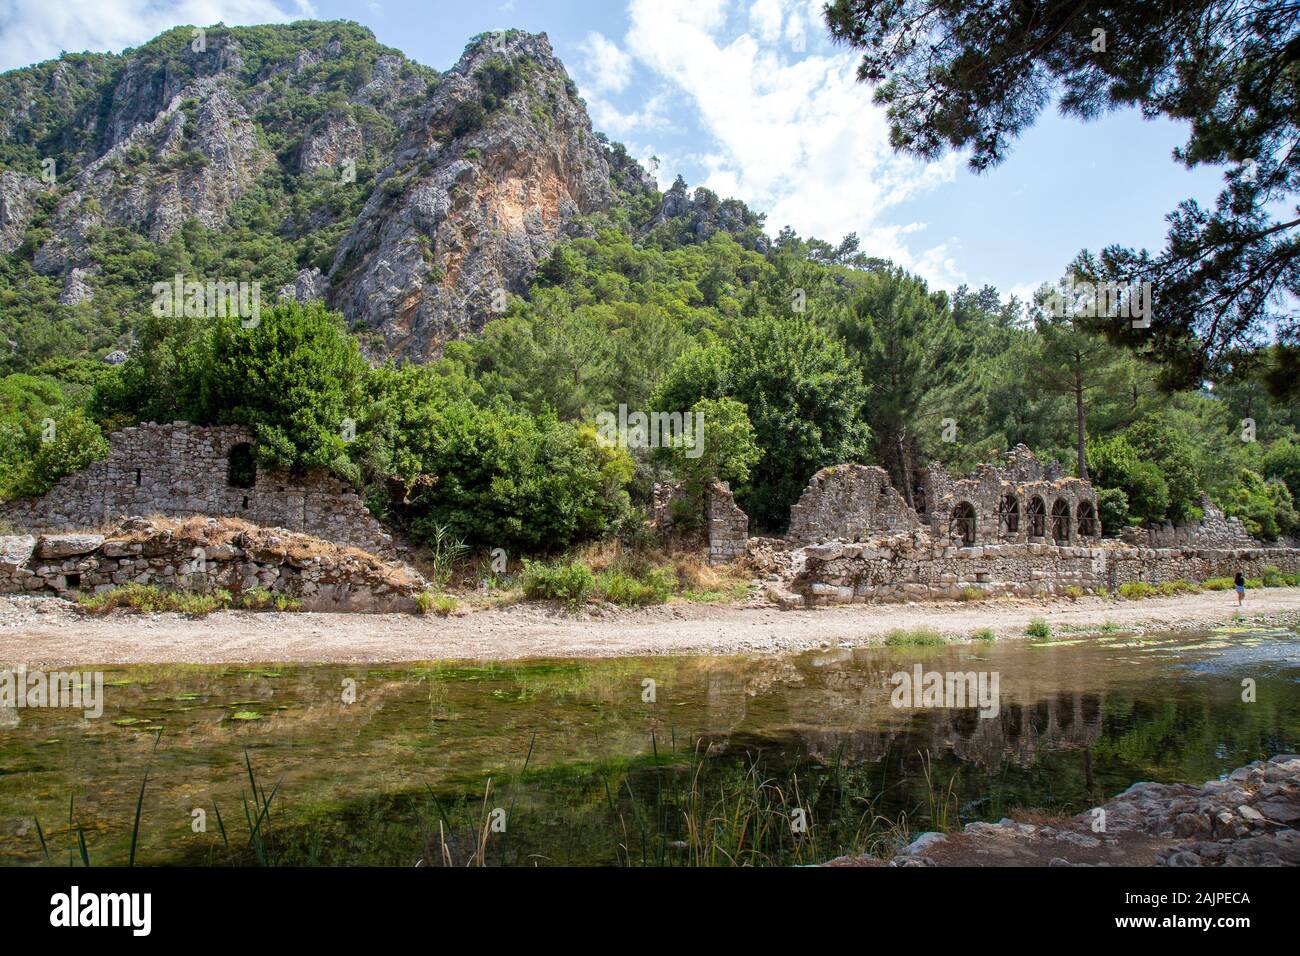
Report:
619,0,962,288
587,89,673,138
578,31,633,95
0,0,313,72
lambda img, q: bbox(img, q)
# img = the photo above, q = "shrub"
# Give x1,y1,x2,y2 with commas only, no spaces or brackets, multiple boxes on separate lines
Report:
1064,585,1084,601
1118,581,1157,599
1096,486,1130,534
1203,577,1234,591
6,409,109,498
1260,566,1286,587
78,584,223,616
958,587,985,602
883,628,947,646
597,567,675,606
415,591,460,616
1221,470,1299,540
971,627,996,641
1156,579,1201,596
191,300,370,475
366,373,634,552
520,559,595,609
1025,618,1052,638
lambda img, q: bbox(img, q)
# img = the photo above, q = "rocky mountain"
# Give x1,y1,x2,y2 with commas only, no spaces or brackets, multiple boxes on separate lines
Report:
0,20,766,366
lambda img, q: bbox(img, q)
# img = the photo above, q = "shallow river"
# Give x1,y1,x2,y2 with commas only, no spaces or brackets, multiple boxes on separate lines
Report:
1,624,1297,865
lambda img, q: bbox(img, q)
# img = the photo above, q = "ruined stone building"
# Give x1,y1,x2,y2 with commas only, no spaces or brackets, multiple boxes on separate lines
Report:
786,445,1102,548
2,422,393,555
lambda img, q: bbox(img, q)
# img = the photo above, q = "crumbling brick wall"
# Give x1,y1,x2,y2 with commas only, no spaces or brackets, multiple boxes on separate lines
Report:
1,422,392,555
651,480,748,565
707,482,748,565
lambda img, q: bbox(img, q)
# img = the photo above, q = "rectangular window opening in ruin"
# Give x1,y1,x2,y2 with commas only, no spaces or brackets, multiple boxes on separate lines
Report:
242,496,250,509
135,469,141,486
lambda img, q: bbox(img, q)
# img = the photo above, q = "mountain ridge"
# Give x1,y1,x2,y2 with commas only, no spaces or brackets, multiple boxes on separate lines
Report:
0,19,765,366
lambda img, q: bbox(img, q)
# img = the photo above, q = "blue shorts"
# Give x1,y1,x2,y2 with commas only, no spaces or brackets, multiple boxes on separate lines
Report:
1236,585,1245,595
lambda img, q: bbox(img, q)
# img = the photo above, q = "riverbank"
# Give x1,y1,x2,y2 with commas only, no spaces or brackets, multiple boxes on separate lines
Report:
828,754,1300,867
1,587,1298,666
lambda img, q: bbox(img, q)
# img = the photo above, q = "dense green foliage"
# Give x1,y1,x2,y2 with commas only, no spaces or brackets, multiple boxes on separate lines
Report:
825,0,1300,397
2,19,1299,554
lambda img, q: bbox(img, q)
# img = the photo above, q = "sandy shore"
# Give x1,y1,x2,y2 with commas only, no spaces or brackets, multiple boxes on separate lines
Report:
0,587,1297,666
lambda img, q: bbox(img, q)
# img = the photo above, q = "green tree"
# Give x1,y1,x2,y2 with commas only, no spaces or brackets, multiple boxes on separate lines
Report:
1026,285,1129,479
654,314,871,529
1222,468,1299,540
191,301,369,475
826,0,1300,395
834,267,970,502
6,409,108,498
1086,435,1171,524
668,396,762,500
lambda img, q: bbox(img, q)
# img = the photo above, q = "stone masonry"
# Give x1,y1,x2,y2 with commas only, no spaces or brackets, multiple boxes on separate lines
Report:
787,464,919,543
785,446,1101,549
1,422,393,555
652,480,749,565
1121,495,1257,550
0,517,425,612
790,534,1300,606
707,481,748,565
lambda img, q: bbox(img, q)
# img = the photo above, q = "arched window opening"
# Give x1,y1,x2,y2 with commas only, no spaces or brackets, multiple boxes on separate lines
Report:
1077,500,1099,537
1051,499,1072,543
1027,496,1047,538
997,493,1019,536
951,502,977,546
227,443,257,490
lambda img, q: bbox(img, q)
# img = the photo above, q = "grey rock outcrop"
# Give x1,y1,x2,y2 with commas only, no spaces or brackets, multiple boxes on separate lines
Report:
58,267,95,304
277,267,329,303
326,31,613,358
0,171,42,253
35,78,270,272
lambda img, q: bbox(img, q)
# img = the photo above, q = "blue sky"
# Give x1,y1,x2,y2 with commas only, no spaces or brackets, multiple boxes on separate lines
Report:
1,0,1230,300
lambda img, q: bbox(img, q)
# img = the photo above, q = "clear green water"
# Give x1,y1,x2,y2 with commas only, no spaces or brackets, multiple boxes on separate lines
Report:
1,624,1297,866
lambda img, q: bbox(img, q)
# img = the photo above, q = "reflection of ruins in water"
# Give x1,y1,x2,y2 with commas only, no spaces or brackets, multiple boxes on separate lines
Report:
690,649,1105,774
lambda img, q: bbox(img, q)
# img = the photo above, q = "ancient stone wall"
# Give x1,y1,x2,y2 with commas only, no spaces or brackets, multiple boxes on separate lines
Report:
651,480,749,565
920,446,1101,548
1121,496,1256,550
1,422,392,555
707,482,748,565
786,465,919,544
789,536,1300,605
0,518,425,612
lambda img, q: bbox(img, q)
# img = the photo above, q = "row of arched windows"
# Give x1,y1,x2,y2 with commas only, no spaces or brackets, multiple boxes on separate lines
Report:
950,494,1098,545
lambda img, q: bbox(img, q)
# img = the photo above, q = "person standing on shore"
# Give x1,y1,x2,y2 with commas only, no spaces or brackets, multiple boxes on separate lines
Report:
1234,571,1246,607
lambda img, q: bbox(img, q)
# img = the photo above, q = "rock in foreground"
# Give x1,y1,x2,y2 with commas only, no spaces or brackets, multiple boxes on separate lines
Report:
827,755,1300,867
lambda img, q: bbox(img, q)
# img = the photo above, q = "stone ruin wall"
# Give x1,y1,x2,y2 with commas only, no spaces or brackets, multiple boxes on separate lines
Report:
0,521,425,612
651,480,748,565
760,444,1300,605
786,464,919,543
1121,496,1257,550
918,446,1101,548
1,422,393,556
790,537,1300,606
707,481,748,565
784,446,1102,550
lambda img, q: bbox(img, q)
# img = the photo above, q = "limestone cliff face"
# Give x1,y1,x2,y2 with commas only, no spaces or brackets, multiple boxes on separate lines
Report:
0,171,42,253
326,32,613,358
0,22,634,360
